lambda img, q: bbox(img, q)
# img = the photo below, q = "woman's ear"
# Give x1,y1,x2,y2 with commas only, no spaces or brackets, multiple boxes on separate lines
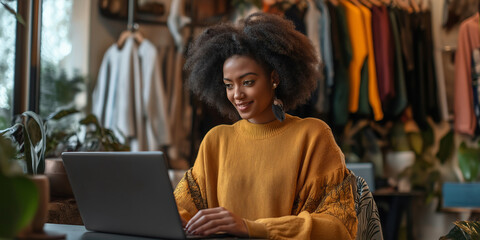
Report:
271,71,279,87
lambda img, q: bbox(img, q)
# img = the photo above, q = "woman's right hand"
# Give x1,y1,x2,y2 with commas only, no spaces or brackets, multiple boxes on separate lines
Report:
185,207,248,237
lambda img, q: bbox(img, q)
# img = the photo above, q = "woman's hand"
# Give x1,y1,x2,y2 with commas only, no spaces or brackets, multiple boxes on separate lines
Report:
185,207,248,237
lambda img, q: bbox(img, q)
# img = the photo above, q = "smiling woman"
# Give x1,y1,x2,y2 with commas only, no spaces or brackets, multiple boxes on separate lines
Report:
175,12,359,239
222,55,276,124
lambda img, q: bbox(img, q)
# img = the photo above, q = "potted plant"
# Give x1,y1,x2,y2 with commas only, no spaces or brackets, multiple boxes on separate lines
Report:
43,108,130,198
385,120,416,192
0,135,39,238
0,111,49,237
442,141,480,208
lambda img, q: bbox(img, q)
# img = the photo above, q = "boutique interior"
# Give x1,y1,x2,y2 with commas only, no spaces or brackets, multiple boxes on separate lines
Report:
1,0,480,239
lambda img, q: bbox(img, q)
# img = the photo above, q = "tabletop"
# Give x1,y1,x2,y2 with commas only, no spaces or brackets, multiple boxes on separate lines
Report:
43,224,259,240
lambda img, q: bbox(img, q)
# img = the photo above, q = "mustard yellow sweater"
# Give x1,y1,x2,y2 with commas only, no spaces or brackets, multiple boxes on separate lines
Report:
174,114,357,239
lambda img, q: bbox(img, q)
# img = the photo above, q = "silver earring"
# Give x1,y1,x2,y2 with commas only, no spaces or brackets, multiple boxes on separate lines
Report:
273,83,278,89
272,97,285,122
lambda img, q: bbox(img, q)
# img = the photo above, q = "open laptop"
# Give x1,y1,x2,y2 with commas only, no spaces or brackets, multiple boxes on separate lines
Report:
62,152,187,239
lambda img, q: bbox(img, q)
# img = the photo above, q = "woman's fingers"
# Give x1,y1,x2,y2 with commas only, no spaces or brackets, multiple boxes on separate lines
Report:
186,207,248,237
186,208,228,232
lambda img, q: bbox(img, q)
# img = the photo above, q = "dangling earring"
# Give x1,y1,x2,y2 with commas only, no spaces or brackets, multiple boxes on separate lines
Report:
272,97,285,122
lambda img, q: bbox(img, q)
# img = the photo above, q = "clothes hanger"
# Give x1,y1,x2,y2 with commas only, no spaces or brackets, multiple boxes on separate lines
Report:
358,0,372,8
409,0,420,12
368,0,383,6
347,0,362,7
328,0,340,6
117,23,144,49
393,0,413,12
419,0,430,11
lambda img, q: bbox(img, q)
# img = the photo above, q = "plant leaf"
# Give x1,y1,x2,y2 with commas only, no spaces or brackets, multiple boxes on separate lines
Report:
454,221,480,240
436,130,454,164
0,175,39,238
458,142,480,182
21,111,46,174
407,132,423,156
440,225,468,240
421,124,434,151
0,2,25,25
47,108,79,121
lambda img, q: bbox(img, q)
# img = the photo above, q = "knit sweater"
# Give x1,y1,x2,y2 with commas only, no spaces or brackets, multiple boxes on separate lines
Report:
174,114,357,239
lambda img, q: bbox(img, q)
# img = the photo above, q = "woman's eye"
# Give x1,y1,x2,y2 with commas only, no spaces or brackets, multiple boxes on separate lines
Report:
243,80,255,86
225,83,233,89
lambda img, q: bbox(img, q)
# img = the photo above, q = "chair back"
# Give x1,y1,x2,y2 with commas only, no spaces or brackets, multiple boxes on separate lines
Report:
351,174,383,240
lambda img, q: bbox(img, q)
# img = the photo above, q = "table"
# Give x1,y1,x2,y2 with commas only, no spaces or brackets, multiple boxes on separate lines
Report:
43,224,257,240
373,188,423,240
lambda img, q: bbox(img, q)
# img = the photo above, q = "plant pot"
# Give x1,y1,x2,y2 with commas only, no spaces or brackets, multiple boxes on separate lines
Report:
45,158,73,198
385,150,415,192
17,175,49,238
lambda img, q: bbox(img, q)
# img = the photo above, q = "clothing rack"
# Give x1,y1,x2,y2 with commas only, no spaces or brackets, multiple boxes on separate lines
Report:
127,0,138,31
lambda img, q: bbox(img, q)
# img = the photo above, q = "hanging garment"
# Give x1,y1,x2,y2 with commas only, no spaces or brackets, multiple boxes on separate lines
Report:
471,48,480,135
432,1,451,121
341,0,368,115
314,0,334,114
443,0,479,32
93,37,172,151
386,7,408,118
284,3,307,35
395,9,428,128
316,0,334,89
371,5,395,104
420,11,441,124
138,40,172,150
92,37,145,149
455,14,480,136
305,0,325,113
305,0,322,61
358,4,383,121
167,0,191,52
328,2,352,127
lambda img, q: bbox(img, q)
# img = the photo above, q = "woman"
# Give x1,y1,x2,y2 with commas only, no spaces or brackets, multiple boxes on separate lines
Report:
174,12,357,239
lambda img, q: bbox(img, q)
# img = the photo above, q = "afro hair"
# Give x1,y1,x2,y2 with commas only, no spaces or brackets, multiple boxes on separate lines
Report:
184,12,320,120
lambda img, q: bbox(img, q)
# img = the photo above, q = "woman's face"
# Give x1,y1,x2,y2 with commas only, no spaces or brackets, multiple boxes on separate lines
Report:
223,55,277,124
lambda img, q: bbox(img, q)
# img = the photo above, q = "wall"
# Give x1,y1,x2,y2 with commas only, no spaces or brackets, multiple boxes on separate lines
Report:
87,0,175,95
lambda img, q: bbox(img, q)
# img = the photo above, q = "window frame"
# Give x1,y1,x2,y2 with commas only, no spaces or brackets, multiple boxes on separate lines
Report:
13,0,42,115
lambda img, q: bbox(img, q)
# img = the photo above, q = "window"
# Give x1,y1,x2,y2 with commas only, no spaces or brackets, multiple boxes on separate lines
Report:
0,1,17,129
39,0,86,117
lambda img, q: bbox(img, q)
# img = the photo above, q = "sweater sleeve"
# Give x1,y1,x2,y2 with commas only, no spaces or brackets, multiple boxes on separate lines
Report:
173,136,210,221
244,168,357,240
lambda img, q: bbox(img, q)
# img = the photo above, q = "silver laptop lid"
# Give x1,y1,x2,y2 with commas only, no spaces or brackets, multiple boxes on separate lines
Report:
62,152,185,239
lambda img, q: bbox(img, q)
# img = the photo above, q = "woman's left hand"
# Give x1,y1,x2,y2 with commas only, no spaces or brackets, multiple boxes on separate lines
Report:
185,207,248,237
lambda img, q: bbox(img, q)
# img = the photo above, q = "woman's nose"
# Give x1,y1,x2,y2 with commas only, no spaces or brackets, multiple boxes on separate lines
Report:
233,86,244,99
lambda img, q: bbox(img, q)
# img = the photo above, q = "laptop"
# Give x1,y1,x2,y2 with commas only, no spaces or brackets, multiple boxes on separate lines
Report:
62,152,187,239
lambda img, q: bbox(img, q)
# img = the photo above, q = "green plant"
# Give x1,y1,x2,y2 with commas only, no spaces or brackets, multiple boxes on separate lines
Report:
457,142,480,182
39,62,85,117
44,108,130,157
440,221,480,240
389,120,411,152
0,111,46,175
0,135,39,238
